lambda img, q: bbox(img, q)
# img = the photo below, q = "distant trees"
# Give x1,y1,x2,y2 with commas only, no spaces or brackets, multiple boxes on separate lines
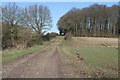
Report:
57,4,118,38
2,3,52,49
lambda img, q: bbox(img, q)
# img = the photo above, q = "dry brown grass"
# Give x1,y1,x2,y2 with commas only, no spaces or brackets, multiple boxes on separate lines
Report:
65,37,118,48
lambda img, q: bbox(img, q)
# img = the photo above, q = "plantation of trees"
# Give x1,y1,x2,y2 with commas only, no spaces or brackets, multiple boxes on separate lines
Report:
57,4,119,38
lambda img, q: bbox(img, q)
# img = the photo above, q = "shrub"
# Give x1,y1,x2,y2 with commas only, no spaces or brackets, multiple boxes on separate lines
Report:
64,32,72,40
42,32,58,41
49,32,58,38
42,34,50,41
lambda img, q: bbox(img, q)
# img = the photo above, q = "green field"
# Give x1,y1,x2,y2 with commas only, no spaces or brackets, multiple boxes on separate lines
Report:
60,37,118,77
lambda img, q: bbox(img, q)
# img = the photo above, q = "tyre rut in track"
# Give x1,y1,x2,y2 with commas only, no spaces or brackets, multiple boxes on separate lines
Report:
2,42,64,78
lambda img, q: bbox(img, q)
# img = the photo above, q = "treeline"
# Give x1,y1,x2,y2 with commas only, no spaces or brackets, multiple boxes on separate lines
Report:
2,3,57,49
57,4,119,37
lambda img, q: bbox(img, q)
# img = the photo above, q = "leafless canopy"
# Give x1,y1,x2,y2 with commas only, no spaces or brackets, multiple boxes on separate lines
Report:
23,4,52,34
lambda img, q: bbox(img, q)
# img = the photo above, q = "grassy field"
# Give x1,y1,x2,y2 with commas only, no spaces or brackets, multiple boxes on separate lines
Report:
60,37,118,78
2,36,62,64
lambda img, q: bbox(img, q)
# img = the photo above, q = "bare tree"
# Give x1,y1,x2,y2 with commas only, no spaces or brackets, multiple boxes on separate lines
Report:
2,3,23,46
24,4,52,35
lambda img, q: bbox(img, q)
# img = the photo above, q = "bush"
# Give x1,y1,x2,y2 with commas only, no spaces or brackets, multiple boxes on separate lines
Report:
25,39,33,48
2,23,13,49
42,34,50,41
42,32,58,41
49,32,58,38
25,34,43,48
34,35,43,45
64,32,72,40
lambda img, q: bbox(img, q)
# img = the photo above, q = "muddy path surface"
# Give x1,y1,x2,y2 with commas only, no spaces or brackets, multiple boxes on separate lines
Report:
2,41,87,78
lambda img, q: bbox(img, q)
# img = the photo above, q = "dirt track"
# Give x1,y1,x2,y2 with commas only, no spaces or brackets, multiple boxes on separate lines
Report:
2,41,86,78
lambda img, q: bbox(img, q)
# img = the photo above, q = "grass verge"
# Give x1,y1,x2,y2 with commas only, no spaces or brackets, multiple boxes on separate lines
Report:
2,36,63,64
2,39,55,64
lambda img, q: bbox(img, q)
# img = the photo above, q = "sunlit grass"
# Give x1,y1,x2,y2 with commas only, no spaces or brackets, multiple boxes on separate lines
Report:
2,43,48,63
60,37,118,77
